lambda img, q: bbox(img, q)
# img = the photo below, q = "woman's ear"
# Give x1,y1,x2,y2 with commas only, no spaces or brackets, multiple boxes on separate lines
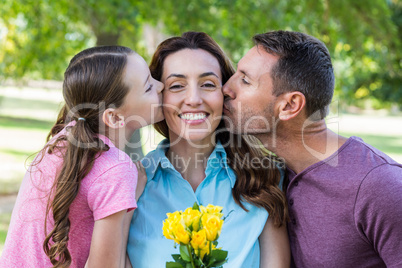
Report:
277,92,306,121
102,108,125,129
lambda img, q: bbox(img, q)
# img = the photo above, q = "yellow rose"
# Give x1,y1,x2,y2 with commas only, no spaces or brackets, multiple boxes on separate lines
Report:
198,241,217,259
162,211,182,240
182,207,202,231
167,211,182,222
190,229,208,250
163,219,175,240
201,213,223,241
200,204,223,218
162,221,174,240
173,222,190,245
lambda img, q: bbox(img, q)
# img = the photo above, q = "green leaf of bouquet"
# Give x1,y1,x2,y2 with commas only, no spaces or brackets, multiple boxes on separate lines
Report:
212,259,228,267
166,261,184,268
194,257,203,267
222,209,234,221
172,254,182,262
192,202,200,211
203,254,210,263
186,263,193,268
179,245,191,262
210,249,228,262
171,254,188,267
207,257,217,267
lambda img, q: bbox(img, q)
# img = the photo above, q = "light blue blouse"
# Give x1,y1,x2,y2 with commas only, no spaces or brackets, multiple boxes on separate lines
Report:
127,139,282,268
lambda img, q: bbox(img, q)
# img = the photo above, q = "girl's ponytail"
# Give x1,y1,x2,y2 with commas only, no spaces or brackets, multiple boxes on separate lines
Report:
43,119,109,267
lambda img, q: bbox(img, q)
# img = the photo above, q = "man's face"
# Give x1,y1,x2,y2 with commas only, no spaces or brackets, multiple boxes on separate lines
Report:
222,46,279,135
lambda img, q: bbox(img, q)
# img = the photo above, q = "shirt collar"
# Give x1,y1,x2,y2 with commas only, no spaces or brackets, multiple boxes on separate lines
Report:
207,141,236,187
141,139,236,187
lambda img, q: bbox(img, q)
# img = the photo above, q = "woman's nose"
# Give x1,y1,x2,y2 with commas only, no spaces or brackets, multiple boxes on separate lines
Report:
184,86,202,106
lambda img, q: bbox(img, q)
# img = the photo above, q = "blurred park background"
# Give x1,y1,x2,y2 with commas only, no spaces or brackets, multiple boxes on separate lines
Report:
0,0,401,253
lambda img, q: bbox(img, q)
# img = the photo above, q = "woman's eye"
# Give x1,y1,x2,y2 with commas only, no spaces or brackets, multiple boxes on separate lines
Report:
169,84,184,91
203,83,215,88
146,84,153,92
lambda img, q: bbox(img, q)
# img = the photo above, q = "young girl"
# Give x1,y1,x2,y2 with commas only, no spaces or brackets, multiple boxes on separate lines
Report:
0,46,163,267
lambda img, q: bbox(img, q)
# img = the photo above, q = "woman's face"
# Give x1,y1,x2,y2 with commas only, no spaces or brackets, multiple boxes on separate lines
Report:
120,53,164,130
161,49,223,144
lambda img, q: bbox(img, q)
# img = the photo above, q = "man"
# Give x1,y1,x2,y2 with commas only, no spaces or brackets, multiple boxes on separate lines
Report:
222,30,402,267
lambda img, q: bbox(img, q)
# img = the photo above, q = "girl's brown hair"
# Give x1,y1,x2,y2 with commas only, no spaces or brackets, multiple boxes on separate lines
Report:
150,32,288,227
40,46,133,267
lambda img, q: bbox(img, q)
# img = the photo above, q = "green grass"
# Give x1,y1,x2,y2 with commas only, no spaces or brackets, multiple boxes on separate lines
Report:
0,88,57,197
0,213,11,250
0,148,37,158
0,115,53,131
0,96,61,112
341,132,402,156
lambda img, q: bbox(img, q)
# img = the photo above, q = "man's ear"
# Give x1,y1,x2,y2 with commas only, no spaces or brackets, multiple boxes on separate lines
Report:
277,92,306,121
102,108,125,129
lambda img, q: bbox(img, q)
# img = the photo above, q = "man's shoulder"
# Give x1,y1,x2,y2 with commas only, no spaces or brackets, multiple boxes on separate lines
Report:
333,137,401,177
347,136,400,165
302,136,401,189
358,162,402,193
353,156,402,219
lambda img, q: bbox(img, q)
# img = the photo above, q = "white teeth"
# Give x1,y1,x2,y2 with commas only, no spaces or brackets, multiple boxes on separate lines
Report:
180,113,207,120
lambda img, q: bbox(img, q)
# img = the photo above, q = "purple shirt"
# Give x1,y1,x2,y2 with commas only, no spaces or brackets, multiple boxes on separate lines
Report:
287,136,402,268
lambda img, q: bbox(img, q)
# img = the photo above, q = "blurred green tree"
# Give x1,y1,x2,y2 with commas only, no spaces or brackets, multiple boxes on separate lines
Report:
0,0,401,106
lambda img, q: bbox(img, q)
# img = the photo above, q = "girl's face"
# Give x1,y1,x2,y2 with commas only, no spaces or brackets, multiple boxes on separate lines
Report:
161,49,223,144
120,53,164,130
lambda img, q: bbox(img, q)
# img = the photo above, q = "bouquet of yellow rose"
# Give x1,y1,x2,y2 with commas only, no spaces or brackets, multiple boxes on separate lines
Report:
162,202,228,268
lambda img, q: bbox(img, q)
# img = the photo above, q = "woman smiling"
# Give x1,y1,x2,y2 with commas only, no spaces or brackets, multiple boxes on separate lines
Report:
127,32,290,268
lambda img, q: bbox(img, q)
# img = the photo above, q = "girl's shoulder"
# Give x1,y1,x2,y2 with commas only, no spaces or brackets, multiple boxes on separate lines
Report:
80,148,137,201
92,146,134,175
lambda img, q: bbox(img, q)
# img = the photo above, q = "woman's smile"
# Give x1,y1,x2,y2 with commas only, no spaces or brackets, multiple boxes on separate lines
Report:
179,111,209,125
161,48,223,142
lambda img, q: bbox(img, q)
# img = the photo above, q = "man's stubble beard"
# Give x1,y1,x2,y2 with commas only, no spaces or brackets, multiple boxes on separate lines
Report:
228,102,276,135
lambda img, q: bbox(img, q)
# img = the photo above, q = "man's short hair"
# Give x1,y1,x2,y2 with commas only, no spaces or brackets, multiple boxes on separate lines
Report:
253,31,335,120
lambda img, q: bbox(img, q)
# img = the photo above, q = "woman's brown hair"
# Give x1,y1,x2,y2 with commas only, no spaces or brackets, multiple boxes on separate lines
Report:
149,32,288,227
39,46,134,267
